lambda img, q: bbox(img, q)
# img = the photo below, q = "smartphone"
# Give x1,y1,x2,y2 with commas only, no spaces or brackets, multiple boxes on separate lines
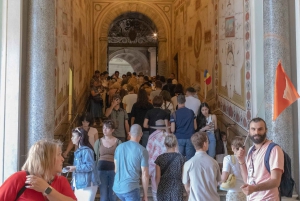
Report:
62,167,70,173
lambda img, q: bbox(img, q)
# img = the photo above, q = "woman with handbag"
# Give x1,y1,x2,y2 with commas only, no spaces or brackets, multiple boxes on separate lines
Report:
0,139,77,201
197,102,217,158
94,120,122,201
155,134,185,201
221,136,246,201
66,127,99,201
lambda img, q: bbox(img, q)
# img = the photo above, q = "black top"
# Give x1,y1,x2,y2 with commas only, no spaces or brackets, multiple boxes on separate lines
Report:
145,107,169,134
131,102,154,131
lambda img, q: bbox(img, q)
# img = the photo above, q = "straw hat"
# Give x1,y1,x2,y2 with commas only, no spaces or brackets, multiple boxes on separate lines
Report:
150,119,171,130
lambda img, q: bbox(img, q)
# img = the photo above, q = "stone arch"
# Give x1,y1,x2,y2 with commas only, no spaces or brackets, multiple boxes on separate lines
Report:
108,49,150,74
93,2,171,75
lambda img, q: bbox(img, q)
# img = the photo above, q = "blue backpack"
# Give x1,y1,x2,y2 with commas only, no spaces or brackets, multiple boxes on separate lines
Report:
264,142,294,197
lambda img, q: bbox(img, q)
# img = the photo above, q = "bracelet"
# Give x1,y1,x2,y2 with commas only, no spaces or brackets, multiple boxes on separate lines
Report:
238,161,245,165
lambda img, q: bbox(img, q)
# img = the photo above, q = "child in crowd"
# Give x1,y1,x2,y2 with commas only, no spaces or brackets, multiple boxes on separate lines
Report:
221,136,246,201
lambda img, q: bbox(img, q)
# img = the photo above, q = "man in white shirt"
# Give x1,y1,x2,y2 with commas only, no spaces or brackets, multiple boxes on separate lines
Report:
185,87,201,116
122,84,137,126
183,132,221,201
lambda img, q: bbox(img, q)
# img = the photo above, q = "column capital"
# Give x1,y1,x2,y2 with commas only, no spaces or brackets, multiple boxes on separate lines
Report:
148,47,156,53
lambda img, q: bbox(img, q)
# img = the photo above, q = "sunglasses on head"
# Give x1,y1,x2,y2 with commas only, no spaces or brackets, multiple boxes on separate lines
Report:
73,127,81,134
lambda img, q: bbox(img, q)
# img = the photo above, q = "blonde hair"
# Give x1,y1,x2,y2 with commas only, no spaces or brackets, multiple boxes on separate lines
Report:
22,139,62,182
164,134,178,148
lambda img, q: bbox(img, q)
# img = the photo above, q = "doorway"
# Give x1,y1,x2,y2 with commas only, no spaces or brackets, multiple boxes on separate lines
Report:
107,12,158,76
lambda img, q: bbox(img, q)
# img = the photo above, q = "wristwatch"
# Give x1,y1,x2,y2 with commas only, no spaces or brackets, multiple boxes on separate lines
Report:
44,186,53,195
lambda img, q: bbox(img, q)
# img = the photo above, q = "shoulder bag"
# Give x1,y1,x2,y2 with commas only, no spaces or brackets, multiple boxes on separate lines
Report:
15,171,30,201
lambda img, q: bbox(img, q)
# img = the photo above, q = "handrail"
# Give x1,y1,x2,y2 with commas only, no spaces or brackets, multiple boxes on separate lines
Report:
63,112,79,141
63,92,91,142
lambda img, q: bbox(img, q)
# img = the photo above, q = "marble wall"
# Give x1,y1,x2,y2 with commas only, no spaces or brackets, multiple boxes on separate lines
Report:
172,0,252,130
55,0,92,132
173,0,216,104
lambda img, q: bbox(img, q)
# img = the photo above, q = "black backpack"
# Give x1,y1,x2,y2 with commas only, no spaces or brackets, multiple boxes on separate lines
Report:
264,143,294,197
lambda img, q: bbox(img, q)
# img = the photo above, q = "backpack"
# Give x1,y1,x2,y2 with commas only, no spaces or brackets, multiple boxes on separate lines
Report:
264,142,294,197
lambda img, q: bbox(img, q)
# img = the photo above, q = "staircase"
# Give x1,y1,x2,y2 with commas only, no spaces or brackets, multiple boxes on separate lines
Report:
63,124,298,201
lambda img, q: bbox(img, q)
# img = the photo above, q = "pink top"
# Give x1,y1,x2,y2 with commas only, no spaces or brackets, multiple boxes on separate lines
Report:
246,140,284,201
146,130,168,176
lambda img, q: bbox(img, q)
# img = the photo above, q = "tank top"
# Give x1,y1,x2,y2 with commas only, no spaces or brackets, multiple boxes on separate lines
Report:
206,115,215,132
99,138,118,162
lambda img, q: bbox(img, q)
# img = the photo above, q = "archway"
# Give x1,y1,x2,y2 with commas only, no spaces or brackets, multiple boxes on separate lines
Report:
108,58,134,76
93,1,171,76
108,48,150,75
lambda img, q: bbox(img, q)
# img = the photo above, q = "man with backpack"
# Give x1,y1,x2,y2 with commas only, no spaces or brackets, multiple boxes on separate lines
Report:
236,117,286,201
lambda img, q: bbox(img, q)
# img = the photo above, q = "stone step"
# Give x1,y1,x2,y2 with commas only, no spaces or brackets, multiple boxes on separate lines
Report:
64,124,298,201
93,185,227,201
63,172,298,201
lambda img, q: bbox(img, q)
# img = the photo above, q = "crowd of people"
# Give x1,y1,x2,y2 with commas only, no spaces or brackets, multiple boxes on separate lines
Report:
0,69,285,201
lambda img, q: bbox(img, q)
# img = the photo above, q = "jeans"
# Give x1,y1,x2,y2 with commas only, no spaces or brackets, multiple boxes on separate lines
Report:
141,131,150,147
115,188,140,201
99,170,117,201
177,138,195,160
207,131,216,158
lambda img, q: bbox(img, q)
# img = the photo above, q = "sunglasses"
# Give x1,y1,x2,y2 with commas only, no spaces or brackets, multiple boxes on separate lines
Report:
73,127,81,134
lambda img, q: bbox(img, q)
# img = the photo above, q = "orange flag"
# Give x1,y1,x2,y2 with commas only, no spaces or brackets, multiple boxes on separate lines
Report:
273,60,300,121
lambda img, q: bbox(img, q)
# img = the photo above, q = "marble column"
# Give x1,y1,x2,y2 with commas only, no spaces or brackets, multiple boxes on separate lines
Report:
23,0,56,151
148,47,157,76
263,0,293,159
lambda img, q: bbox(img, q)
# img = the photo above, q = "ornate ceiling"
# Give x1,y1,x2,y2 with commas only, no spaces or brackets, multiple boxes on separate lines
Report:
108,12,158,45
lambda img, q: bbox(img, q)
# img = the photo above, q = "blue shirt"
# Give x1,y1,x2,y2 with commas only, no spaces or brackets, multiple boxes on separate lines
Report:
170,107,195,139
113,141,149,194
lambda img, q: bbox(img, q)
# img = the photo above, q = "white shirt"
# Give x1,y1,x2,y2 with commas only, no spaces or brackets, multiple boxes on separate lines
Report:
183,151,221,201
185,96,201,116
122,94,137,113
222,155,244,193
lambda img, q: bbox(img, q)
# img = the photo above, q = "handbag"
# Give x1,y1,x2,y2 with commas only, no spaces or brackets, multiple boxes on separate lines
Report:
220,155,236,190
220,174,236,190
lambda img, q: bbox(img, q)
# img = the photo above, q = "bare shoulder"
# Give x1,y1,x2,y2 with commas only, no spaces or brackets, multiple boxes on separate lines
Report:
89,127,98,134
211,114,217,120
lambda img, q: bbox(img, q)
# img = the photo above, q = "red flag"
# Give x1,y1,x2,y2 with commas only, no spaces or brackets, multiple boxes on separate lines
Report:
204,70,212,85
273,60,300,121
